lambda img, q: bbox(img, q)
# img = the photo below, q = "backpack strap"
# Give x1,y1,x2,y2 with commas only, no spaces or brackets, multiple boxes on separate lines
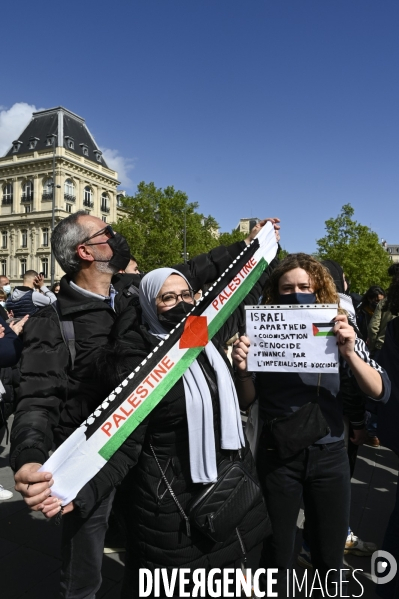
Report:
51,302,76,371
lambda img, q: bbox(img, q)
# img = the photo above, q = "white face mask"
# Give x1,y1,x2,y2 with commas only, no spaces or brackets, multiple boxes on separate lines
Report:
2,284,11,295
0,301,5,307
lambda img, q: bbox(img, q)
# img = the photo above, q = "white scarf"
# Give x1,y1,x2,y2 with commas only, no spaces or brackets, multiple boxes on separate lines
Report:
139,268,245,483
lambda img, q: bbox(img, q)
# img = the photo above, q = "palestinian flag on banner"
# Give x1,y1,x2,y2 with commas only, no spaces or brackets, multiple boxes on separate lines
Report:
40,223,278,505
312,322,335,337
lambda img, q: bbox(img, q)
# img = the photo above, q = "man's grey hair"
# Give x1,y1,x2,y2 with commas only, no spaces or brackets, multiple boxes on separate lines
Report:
51,211,91,276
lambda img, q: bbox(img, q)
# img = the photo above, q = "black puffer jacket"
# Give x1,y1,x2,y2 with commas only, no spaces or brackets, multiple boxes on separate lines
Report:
10,242,250,472
74,327,270,592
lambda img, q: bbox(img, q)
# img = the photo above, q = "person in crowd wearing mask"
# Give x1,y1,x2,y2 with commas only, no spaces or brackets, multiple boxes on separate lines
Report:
121,254,140,274
0,289,8,320
0,275,11,298
0,315,26,500
355,285,386,343
232,253,390,597
368,265,399,359
6,271,57,317
296,259,378,570
51,282,61,294
11,209,279,599
41,266,270,599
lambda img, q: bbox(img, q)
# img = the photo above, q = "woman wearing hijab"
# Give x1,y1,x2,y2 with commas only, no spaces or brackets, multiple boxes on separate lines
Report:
49,267,269,598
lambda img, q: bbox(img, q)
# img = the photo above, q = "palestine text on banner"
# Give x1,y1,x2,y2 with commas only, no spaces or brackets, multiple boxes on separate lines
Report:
39,222,278,505
245,304,339,373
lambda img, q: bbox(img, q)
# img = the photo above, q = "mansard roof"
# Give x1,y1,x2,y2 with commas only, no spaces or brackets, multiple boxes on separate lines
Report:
4,106,109,168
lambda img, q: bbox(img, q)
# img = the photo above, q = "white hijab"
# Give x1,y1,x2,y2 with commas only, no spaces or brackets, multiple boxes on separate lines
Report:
139,268,245,483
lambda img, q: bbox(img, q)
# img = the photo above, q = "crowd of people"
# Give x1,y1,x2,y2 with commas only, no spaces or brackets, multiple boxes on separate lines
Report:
0,211,398,598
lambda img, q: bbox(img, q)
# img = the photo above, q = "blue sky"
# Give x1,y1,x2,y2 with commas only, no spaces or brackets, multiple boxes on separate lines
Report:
1,0,397,254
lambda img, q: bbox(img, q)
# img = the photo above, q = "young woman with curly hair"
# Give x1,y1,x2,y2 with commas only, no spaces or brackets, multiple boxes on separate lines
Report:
232,253,391,597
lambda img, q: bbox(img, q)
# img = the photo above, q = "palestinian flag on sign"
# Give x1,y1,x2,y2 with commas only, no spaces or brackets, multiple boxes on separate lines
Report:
312,322,335,337
40,223,278,505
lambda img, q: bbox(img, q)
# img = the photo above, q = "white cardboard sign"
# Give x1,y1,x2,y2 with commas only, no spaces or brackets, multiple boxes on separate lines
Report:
245,304,339,373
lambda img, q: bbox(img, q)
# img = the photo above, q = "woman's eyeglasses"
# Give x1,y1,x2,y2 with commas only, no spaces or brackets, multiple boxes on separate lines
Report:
157,290,195,307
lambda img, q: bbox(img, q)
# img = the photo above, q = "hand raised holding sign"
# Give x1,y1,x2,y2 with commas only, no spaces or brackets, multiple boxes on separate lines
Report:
232,336,250,372
333,314,356,358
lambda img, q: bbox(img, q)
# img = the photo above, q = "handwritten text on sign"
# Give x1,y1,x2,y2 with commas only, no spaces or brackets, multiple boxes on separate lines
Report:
245,305,339,373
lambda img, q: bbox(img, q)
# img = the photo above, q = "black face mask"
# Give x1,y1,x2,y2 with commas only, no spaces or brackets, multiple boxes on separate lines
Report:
278,292,317,305
96,233,130,271
158,301,193,331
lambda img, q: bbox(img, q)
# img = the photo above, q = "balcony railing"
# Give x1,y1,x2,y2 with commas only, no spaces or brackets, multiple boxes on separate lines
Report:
42,192,53,201
101,205,110,213
21,193,33,203
64,193,76,203
83,200,94,208
2,197,12,205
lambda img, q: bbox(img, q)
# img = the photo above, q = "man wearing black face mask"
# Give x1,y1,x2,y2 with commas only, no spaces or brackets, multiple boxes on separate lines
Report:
10,210,279,599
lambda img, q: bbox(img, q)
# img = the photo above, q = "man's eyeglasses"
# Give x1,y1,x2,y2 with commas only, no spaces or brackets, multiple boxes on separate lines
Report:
157,290,195,307
81,225,115,246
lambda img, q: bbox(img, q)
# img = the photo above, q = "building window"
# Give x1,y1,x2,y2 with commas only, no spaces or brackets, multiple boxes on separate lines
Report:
83,186,93,208
29,137,39,150
1,231,7,249
25,205,31,213
80,144,89,157
94,150,102,162
42,228,49,247
101,193,110,213
41,258,49,278
21,229,28,248
2,183,13,205
20,259,27,277
64,179,76,202
21,180,34,202
1,260,6,277
42,178,53,201
66,203,72,213
102,216,107,223
46,134,56,147
12,140,23,153
65,136,74,150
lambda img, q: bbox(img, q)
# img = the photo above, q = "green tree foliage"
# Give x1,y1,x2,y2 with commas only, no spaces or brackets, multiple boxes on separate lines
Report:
278,248,289,260
316,204,391,294
114,182,224,272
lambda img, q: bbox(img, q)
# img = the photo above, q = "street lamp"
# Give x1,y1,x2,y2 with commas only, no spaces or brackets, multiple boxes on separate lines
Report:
50,134,61,286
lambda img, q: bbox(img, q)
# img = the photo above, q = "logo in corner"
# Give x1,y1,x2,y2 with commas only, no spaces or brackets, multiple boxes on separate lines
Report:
371,550,397,585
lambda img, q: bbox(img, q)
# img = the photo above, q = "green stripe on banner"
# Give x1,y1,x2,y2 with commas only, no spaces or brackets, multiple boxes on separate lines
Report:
99,256,268,461
315,331,335,337
99,347,201,460
208,258,267,339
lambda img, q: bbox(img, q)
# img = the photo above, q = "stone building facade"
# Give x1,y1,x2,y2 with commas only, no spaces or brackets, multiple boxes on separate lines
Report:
0,106,121,285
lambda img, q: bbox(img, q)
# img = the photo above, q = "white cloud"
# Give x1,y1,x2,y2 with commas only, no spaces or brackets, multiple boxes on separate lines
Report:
100,148,136,191
0,102,43,156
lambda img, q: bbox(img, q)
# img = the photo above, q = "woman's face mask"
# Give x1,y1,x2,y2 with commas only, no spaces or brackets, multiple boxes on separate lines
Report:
278,292,317,305
277,268,317,304
2,284,11,295
158,301,193,331
0,301,5,307
156,274,195,331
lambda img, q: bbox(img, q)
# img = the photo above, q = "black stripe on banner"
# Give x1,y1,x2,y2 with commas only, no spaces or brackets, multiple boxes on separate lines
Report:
83,238,261,439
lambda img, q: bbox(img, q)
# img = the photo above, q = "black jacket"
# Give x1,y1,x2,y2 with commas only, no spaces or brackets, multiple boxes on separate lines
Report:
0,317,23,368
10,242,250,472
73,322,270,583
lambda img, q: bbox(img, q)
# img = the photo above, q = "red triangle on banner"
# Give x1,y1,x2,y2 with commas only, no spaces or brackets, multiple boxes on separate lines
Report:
312,324,319,336
179,316,209,349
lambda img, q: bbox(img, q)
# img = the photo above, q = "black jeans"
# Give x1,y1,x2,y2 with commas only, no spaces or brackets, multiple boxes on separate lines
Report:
257,440,351,597
60,490,116,599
